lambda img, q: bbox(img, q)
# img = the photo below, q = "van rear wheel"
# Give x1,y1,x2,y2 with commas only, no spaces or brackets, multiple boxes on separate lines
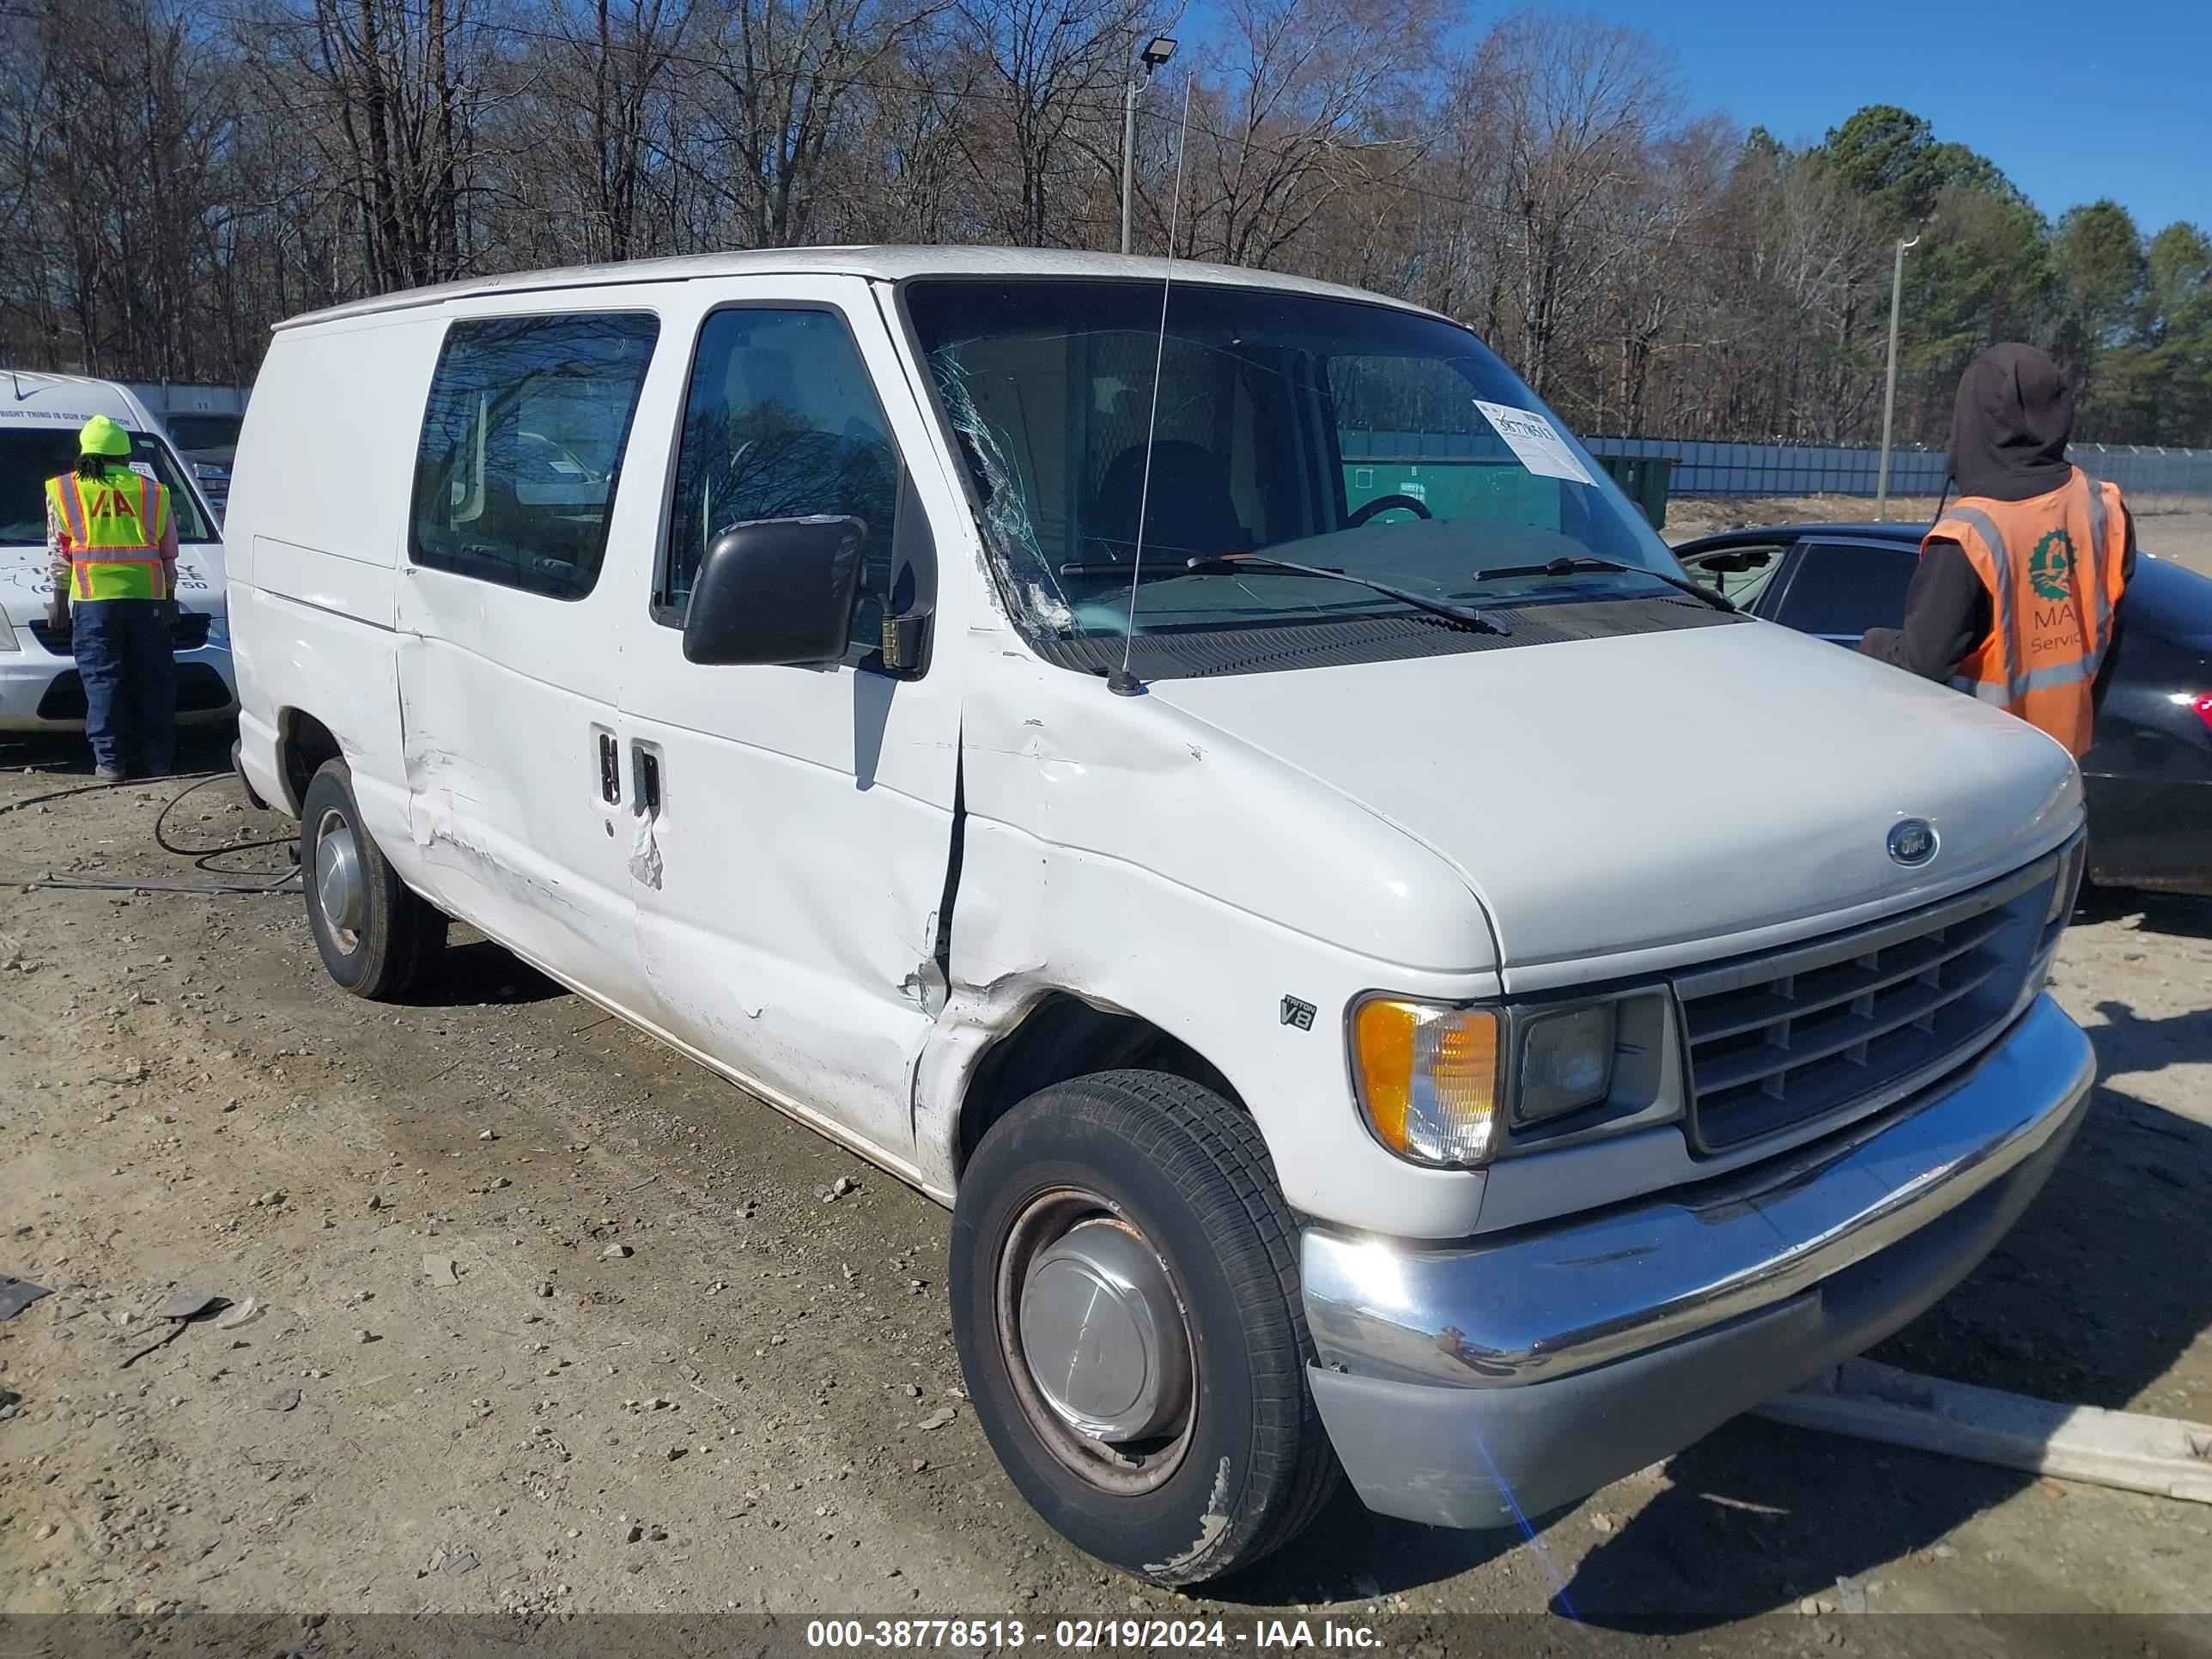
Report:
951,1071,1339,1585
299,759,446,1000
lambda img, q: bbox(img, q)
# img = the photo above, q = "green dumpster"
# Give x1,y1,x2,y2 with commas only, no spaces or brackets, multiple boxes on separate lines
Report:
1595,455,1669,532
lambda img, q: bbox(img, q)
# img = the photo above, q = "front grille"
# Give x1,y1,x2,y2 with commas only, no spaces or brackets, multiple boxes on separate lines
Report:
28,611,212,654
1673,852,2069,1152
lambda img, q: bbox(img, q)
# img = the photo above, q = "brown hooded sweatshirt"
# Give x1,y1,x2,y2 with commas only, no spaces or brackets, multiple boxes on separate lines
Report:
1859,342,2134,685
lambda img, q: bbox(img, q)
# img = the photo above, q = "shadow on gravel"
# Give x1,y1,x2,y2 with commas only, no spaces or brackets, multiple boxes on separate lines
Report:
2092,998,2212,1075
0,722,235,780
2078,884,2212,941
1556,1419,2030,1626
1207,1483,1522,1605
400,937,568,1007
1562,1024,2212,1629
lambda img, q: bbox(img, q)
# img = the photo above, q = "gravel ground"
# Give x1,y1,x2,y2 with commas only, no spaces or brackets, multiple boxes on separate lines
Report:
3,507,2209,1644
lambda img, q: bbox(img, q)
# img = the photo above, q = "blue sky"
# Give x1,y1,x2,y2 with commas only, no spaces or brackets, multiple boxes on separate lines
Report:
1180,0,2207,233
1559,0,2209,233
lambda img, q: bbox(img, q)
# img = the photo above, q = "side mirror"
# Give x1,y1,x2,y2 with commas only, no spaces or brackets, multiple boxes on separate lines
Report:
682,515,866,666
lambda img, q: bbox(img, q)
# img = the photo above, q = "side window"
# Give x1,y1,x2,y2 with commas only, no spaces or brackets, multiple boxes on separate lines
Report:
1771,541,1917,636
1680,541,1786,610
660,307,901,655
410,312,659,600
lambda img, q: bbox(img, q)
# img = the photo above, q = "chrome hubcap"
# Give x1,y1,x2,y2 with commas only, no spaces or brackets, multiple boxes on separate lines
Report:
313,807,364,950
997,1188,1197,1494
1020,1218,1192,1443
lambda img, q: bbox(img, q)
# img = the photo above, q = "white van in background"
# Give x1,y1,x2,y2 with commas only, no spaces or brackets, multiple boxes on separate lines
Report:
225,249,2094,1585
0,371,235,734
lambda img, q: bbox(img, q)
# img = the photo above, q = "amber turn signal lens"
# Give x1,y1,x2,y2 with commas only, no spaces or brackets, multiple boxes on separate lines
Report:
1351,1000,1501,1167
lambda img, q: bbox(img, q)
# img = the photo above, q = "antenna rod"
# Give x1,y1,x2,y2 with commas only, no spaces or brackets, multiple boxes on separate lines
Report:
1106,77,1193,699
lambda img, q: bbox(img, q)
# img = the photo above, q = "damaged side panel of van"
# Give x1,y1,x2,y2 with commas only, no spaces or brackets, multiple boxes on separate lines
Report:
915,648,1506,1235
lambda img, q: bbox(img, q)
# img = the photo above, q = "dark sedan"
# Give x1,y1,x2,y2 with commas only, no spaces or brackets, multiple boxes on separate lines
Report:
1674,522,2212,896
163,411,243,520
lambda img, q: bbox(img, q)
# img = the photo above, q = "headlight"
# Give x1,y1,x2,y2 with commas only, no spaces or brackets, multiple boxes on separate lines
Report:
0,611,17,653
1351,1000,1501,1167
1515,1003,1617,1125
1352,993,1650,1168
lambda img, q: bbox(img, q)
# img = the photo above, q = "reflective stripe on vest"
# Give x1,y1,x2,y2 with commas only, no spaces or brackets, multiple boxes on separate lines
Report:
1932,468,2127,757
46,469,170,600
1944,502,2019,699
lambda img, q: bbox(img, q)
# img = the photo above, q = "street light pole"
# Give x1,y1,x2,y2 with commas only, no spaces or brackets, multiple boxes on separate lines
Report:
1120,34,1176,256
1875,232,1921,520
1121,73,1138,256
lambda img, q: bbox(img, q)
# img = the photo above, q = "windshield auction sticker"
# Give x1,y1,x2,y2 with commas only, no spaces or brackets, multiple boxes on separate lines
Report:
1474,401,1597,486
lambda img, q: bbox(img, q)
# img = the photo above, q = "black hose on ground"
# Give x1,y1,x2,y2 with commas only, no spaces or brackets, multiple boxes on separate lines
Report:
0,768,299,896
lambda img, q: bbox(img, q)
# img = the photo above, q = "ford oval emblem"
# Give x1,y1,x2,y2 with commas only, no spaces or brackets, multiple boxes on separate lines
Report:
1887,818,1938,867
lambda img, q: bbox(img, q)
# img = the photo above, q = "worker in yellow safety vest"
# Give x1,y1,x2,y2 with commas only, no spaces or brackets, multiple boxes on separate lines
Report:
46,414,180,781
1859,343,2132,757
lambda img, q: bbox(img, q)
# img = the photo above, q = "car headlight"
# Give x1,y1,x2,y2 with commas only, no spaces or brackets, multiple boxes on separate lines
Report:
1352,994,1647,1168
1514,1002,1617,1126
0,611,17,653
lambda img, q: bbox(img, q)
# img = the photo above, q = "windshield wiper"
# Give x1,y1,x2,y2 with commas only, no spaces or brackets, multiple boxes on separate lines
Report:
1468,554,1735,613
1055,554,1509,635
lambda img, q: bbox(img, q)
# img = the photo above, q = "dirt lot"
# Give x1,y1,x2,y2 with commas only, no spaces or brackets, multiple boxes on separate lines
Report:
3,507,2209,1645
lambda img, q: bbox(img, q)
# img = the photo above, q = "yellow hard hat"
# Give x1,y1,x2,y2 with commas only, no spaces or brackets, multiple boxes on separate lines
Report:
79,414,133,458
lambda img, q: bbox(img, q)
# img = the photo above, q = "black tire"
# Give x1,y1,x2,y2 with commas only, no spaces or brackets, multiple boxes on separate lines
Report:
299,758,447,1000
951,1070,1340,1586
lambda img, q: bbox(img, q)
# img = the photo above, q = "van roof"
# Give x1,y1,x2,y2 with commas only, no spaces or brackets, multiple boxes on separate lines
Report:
276,246,1442,331
0,369,159,431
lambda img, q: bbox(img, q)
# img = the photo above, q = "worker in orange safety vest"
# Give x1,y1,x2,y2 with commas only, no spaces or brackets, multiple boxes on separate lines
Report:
1859,343,2132,757
45,414,180,781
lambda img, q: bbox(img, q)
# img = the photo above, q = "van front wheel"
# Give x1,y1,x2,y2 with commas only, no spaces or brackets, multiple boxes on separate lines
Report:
299,759,447,1000
951,1071,1339,1585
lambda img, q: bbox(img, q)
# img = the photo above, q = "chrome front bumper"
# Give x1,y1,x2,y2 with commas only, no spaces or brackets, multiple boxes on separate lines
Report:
1300,992,2095,1528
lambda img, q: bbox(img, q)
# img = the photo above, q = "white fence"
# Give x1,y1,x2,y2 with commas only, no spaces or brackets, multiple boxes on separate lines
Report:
1586,435,2212,508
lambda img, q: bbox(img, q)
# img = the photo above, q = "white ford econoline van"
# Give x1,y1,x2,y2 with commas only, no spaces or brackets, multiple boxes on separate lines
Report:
228,249,2094,1584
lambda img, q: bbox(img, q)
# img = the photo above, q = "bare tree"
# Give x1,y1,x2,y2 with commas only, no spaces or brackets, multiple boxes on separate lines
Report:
578,0,693,262
1183,0,1436,270
274,0,491,292
0,0,2183,448
841,33,975,243
701,0,944,248
1474,10,1679,398
954,0,1144,249
1586,115,1731,433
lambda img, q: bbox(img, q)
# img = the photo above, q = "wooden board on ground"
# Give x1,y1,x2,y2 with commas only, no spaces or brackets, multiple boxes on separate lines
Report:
1757,1357,2212,1503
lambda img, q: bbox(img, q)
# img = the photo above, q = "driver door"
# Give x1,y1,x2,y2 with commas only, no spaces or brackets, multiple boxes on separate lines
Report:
616,279,967,1167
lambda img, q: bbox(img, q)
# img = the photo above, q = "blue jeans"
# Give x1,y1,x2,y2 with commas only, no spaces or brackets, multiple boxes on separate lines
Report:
70,599,175,776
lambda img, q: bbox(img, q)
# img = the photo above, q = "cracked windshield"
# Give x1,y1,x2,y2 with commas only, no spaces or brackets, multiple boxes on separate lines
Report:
904,277,1687,644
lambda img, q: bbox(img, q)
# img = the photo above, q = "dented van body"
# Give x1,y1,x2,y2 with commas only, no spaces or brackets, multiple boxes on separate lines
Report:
228,248,2093,1581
